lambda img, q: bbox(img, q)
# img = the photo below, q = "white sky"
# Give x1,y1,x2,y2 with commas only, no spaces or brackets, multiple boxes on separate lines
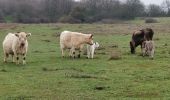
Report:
140,0,163,5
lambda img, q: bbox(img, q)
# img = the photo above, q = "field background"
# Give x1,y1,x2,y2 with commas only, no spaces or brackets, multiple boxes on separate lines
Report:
0,18,170,99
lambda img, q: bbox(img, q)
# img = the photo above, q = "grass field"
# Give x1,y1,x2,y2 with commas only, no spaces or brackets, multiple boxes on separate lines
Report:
0,18,170,99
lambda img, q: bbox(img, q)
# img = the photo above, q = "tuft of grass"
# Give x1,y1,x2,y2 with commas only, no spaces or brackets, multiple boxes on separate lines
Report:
94,86,110,90
0,69,7,72
109,50,122,60
42,67,48,71
154,37,160,41
41,39,51,42
108,44,118,48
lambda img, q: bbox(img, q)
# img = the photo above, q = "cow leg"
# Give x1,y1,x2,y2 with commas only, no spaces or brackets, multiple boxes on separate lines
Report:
16,56,19,65
78,50,81,58
78,45,84,58
71,47,76,58
91,48,95,59
142,48,145,57
140,44,143,55
130,41,135,54
87,49,90,59
3,53,8,63
141,44,145,57
150,49,154,59
61,48,65,57
22,54,26,65
12,54,15,63
14,53,19,65
69,49,72,58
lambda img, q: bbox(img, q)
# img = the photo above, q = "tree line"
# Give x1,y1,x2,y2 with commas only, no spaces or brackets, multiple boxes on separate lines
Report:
0,0,170,23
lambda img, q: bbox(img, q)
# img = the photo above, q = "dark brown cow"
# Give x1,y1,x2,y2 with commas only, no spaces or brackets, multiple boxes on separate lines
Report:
130,28,154,54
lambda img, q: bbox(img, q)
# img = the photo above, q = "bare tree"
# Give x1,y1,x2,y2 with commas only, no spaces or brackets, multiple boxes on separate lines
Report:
147,4,165,17
0,0,168,23
162,0,170,16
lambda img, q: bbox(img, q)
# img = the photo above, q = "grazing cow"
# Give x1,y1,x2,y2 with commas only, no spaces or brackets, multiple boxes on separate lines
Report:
87,42,99,59
3,32,31,64
60,31,93,58
130,28,154,54
142,40,155,59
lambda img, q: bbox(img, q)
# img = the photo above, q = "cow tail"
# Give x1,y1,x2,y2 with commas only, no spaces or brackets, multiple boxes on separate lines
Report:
150,29,154,40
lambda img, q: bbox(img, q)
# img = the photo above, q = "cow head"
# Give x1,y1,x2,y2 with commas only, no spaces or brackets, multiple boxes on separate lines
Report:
94,42,99,48
15,32,31,47
86,34,93,45
130,41,135,54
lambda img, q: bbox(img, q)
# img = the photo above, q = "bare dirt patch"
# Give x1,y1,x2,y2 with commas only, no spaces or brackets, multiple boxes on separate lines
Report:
0,23,18,29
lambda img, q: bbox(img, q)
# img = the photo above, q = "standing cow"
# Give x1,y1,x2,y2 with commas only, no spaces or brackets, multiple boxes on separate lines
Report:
3,32,31,65
130,28,154,54
60,31,93,58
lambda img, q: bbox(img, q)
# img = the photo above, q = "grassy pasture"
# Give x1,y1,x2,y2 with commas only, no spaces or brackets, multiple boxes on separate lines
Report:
0,18,170,99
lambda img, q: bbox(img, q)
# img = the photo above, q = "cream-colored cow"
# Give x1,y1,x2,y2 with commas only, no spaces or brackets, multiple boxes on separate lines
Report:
60,31,93,58
3,32,31,64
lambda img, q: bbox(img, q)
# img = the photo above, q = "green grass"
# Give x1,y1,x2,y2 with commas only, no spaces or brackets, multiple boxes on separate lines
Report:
0,18,170,99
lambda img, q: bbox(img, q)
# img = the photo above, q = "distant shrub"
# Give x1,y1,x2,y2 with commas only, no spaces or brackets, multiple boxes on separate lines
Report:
58,16,81,24
0,10,5,23
40,18,50,23
145,18,158,23
15,16,51,23
98,19,124,24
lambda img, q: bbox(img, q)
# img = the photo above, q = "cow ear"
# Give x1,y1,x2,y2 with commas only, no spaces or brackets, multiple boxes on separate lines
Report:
15,33,19,37
26,33,31,37
89,34,93,39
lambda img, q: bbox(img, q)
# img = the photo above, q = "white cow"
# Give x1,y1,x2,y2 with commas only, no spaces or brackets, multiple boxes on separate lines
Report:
60,31,93,58
87,42,99,59
3,32,31,64
142,40,155,59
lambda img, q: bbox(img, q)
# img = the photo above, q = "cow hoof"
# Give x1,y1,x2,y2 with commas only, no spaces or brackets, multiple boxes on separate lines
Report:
23,62,26,65
150,58,154,60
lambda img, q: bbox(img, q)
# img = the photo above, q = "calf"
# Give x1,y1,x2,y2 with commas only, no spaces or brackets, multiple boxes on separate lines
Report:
3,32,31,64
87,42,99,59
142,40,155,59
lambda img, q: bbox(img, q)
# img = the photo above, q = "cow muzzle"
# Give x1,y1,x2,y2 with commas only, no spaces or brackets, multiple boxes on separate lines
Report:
21,43,25,47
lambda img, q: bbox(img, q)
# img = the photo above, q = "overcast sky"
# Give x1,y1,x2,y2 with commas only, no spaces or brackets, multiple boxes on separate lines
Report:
140,0,163,5
75,0,164,5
